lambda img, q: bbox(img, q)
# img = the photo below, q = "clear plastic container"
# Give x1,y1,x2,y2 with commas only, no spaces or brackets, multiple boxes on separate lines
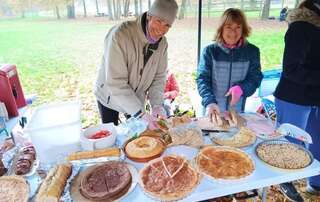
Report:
24,101,81,164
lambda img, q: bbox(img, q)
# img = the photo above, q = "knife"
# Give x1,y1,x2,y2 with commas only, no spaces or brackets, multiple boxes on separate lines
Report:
201,129,230,133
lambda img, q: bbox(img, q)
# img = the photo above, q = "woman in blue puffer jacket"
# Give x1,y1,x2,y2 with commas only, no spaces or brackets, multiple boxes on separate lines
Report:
196,8,263,122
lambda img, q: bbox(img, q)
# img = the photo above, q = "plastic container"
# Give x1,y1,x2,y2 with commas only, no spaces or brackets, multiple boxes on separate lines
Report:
24,101,81,164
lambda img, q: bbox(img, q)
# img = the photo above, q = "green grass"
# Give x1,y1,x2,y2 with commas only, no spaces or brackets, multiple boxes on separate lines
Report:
0,17,285,125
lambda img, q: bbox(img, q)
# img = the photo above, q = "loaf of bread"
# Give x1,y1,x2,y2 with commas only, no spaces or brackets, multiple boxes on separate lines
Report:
67,148,120,161
35,163,72,202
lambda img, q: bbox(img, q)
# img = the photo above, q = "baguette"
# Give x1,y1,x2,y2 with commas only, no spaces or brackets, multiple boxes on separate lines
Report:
35,163,72,202
67,147,120,161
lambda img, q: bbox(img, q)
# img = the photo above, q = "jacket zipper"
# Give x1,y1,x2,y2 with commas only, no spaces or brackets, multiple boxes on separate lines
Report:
227,49,233,110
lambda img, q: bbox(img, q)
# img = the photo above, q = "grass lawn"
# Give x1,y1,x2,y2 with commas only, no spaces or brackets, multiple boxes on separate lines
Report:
0,17,285,126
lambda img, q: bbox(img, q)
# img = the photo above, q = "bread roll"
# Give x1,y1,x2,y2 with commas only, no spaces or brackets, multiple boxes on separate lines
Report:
35,163,72,202
67,148,120,161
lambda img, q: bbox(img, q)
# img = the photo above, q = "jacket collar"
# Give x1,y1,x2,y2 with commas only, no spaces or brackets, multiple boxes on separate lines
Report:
216,40,248,54
136,13,149,44
287,7,320,27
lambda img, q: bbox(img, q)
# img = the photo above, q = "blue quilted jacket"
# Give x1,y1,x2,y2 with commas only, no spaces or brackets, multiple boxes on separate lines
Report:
196,41,263,112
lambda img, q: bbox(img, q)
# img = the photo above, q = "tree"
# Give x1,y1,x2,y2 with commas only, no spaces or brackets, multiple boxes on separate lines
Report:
123,0,130,17
261,0,271,19
178,0,187,20
148,0,151,9
106,0,114,20
94,0,100,15
82,0,87,17
134,0,138,16
6,0,31,18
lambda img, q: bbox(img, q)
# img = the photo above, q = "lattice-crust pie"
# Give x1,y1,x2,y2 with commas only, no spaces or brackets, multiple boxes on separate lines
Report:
139,155,200,201
256,141,312,169
196,146,255,180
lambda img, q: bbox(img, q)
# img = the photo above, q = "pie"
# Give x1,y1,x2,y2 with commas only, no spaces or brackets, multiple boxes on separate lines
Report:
256,141,312,169
79,161,132,201
125,136,165,162
0,176,29,202
196,146,255,180
212,127,256,148
140,155,200,201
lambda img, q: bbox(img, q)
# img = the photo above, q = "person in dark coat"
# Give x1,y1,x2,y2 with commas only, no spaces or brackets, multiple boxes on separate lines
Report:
274,0,320,200
196,8,263,122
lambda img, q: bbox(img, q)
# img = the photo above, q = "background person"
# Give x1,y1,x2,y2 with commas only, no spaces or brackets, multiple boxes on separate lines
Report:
274,0,320,200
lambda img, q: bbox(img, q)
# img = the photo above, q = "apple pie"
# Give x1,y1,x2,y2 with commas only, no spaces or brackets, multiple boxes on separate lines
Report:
140,155,200,201
0,176,29,202
212,127,256,148
196,146,255,180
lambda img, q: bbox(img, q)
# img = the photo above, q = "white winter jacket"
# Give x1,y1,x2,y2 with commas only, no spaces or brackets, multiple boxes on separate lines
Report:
94,13,168,115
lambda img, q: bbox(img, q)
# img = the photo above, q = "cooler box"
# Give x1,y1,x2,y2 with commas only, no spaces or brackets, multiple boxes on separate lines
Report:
258,69,282,97
0,64,27,117
24,101,81,164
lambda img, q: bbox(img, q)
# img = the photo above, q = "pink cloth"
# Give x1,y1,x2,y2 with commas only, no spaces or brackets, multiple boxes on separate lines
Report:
164,71,179,100
223,37,244,49
227,85,243,106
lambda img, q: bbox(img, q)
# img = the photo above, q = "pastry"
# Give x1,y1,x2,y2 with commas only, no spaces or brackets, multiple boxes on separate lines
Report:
35,163,72,202
0,176,29,202
79,161,132,201
167,115,192,128
14,145,36,175
196,146,254,180
212,127,256,148
67,147,120,161
168,124,204,148
194,116,230,130
125,136,165,161
256,142,312,169
140,155,199,201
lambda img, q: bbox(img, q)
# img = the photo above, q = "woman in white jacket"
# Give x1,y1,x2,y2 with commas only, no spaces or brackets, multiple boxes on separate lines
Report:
95,0,178,127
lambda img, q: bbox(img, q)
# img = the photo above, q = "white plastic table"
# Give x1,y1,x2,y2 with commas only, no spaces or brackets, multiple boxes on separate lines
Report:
121,137,320,202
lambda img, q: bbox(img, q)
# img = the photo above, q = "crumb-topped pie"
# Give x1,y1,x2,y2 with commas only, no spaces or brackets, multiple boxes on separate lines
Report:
256,141,312,169
211,127,256,148
139,155,200,201
0,176,29,202
196,146,255,180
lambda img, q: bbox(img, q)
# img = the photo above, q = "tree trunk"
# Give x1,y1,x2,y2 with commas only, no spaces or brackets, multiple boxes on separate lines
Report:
134,0,139,16
55,6,60,19
82,0,87,17
294,0,300,7
106,0,114,20
261,0,271,19
123,0,130,17
178,0,187,19
95,0,100,14
139,0,142,14
207,0,212,17
148,0,151,9
241,0,244,10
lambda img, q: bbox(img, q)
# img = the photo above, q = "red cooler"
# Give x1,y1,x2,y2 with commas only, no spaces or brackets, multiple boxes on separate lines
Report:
0,64,27,117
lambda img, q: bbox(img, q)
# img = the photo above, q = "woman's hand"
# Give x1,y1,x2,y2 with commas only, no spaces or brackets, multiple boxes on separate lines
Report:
206,103,222,125
225,85,243,106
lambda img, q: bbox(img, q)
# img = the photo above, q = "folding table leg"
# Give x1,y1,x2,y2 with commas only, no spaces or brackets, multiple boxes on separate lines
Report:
261,187,268,202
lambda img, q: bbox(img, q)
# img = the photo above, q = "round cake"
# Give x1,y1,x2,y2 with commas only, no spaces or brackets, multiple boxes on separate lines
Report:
125,136,165,161
80,161,132,201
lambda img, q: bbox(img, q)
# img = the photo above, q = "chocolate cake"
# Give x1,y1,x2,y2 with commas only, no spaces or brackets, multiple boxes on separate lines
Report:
80,161,132,201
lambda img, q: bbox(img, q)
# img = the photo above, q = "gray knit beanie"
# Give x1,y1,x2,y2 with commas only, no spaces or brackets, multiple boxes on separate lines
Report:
148,0,179,25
